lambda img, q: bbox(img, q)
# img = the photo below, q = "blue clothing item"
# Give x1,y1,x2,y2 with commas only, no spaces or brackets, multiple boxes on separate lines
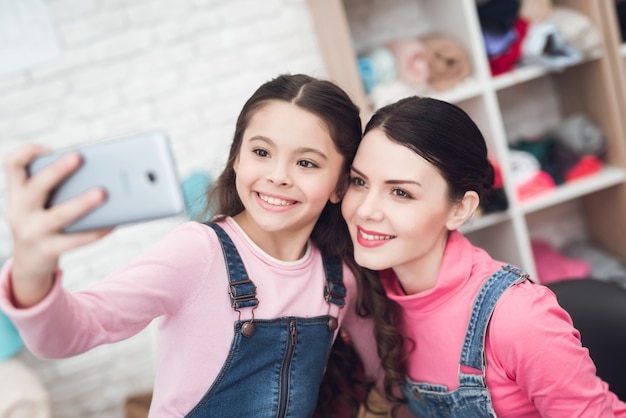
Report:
185,223,345,418
401,265,529,418
0,310,23,361
181,171,212,222
358,47,397,93
482,28,518,57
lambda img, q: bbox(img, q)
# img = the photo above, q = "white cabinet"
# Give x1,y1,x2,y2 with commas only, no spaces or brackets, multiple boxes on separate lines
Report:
308,0,626,279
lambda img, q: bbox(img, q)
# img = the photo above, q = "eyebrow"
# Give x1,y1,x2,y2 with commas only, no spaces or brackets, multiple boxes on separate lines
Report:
350,166,422,187
248,135,328,160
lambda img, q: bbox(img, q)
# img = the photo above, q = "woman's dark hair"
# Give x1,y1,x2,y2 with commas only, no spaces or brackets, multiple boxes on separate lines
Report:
203,74,367,416
365,96,494,203
359,96,495,414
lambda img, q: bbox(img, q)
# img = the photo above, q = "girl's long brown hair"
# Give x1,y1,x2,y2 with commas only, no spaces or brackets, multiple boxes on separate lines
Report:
201,74,368,416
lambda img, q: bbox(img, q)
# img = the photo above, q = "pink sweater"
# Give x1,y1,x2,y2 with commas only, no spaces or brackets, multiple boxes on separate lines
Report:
0,218,377,417
381,231,626,417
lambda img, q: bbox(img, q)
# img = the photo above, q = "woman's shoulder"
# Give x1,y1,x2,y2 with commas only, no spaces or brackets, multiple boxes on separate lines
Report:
489,278,573,342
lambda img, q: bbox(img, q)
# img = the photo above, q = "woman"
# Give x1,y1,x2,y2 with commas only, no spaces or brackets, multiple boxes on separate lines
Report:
342,96,626,417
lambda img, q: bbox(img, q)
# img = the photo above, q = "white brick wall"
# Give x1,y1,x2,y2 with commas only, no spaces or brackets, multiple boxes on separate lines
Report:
0,0,327,416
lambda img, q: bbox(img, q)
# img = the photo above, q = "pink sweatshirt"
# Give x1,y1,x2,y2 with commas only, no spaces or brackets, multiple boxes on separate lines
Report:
380,231,626,417
0,218,377,417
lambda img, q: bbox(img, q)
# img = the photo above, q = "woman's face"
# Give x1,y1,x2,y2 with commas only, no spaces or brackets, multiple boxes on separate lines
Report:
341,128,459,278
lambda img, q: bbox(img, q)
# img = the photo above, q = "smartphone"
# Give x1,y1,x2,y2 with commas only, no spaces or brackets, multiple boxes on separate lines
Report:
27,131,186,233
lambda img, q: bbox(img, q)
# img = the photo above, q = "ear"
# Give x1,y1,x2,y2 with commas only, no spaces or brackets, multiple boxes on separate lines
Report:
329,172,348,204
233,155,240,173
445,191,480,231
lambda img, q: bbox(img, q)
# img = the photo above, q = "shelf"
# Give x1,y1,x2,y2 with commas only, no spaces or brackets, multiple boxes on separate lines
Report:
307,0,626,268
520,166,626,214
492,65,553,91
492,53,603,91
427,78,484,104
369,77,483,110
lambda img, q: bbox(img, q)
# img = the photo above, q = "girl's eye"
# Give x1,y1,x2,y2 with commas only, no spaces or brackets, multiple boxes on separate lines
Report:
297,160,319,169
253,149,269,157
349,177,366,187
392,188,413,199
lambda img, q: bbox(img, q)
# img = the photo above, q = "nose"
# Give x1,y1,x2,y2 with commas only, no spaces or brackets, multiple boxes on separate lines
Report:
266,161,292,186
354,189,383,221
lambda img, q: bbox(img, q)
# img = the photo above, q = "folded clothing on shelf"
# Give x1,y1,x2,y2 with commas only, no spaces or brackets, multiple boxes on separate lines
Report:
521,20,583,70
387,38,429,89
548,6,602,57
531,239,592,284
508,149,556,202
357,46,397,93
562,241,626,284
420,33,472,92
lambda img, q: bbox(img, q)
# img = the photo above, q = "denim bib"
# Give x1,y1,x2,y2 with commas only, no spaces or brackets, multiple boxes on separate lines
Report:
402,265,529,418
185,222,346,418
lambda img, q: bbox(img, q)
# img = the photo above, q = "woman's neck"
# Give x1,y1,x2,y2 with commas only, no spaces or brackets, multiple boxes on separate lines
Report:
392,235,448,295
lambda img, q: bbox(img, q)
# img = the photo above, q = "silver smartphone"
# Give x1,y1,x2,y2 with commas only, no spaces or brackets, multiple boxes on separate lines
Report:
27,131,186,233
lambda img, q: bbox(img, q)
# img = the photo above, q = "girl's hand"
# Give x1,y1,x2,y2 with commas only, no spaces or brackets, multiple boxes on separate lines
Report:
4,143,112,308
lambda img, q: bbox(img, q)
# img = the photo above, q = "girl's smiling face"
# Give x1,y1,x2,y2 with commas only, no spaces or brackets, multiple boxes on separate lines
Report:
342,128,466,290
233,100,345,259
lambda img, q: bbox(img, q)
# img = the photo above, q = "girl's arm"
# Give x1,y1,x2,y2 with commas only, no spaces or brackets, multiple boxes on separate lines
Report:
0,222,213,358
4,144,111,308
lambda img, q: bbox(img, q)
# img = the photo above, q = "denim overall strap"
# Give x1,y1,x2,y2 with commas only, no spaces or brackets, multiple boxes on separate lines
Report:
205,222,258,311
401,264,530,418
459,264,529,372
322,255,346,308
185,223,341,417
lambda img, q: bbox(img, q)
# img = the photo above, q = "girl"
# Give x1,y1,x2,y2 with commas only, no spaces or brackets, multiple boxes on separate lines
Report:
342,96,626,417
0,74,367,417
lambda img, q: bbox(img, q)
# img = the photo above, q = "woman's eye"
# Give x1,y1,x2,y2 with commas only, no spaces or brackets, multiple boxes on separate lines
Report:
298,160,318,168
392,188,412,199
253,149,269,157
349,177,366,187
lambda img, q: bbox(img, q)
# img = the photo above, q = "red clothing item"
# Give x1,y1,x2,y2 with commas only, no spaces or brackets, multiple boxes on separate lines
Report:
566,155,603,182
516,170,555,202
489,19,529,76
381,231,626,417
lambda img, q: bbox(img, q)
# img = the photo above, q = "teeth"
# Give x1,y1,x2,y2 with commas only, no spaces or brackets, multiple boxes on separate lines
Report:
359,230,393,241
259,194,291,206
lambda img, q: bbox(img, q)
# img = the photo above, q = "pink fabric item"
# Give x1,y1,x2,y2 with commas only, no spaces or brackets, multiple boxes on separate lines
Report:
531,239,592,284
387,38,430,88
516,170,555,202
566,155,603,182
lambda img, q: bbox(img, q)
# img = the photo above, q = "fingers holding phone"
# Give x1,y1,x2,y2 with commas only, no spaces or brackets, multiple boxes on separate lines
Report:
4,132,184,307
4,143,112,308
5,143,109,237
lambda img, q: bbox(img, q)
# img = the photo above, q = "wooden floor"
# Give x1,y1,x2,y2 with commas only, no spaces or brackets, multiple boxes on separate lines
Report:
125,390,393,417
358,390,392,417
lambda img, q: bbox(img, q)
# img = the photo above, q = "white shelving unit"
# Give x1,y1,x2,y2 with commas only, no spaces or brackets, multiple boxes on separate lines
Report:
308,0,626,279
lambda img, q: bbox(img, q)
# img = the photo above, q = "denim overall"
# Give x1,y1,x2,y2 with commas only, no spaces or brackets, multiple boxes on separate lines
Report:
185,223,346,418
402,265,529,418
